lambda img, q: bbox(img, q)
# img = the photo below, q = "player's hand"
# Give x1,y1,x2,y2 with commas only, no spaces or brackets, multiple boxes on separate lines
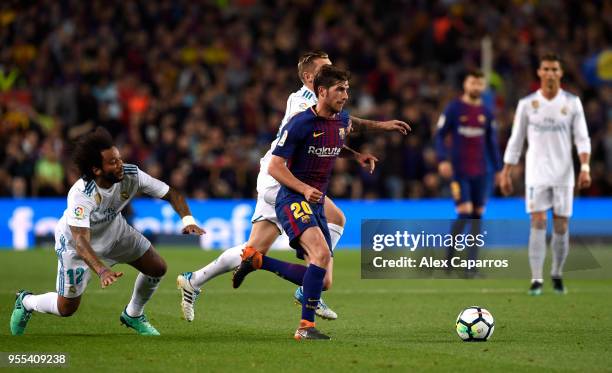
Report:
577,171,591,190
303,186,323,203
500,171,513,196
494,172,503,187
182,224,205,235
356,152,379,174
99,269,123,288
438,161,453,179
379,120,411,135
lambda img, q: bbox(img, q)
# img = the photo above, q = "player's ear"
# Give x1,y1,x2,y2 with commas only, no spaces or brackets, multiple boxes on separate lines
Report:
317,86,326,99
92,166,102,177
305,71,313,84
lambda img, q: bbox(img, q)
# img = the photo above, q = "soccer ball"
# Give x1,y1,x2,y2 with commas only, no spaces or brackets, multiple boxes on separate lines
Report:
455,306,495,341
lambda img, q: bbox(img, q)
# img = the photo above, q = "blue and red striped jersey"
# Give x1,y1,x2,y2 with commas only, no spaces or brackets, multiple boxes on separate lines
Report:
435,99,502,177
272,106,350,196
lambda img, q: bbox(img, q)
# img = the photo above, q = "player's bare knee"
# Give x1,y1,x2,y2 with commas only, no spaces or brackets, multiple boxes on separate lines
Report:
530,213,547,230
58,301,79,317
146,257,167,277
60,308,77,317
553,217,568,234
531,220,547,230
310,247,331,267
153,259,167,277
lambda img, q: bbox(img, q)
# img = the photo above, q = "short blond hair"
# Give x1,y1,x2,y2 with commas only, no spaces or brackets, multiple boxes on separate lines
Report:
297,51,329,83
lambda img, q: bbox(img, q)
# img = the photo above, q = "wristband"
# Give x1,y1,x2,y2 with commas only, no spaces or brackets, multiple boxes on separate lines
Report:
182,215,196,227
580,164,590,173
98,268,110,277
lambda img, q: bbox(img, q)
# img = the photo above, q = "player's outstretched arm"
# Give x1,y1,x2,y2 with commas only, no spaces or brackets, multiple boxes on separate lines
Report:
68,225,123,288
162,187,205,235
268,155,322,203
339,145,378,174
349,116,411,135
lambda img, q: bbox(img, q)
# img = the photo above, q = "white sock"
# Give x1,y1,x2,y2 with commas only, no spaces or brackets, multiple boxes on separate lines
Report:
551,230,569,278
22,292,61,316
191,244,244,288
126,273,162,317
528,228,546,282
328,223,344,250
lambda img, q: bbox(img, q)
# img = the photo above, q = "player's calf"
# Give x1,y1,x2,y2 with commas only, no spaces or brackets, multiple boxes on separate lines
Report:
132,248,168,278
302,242,331,268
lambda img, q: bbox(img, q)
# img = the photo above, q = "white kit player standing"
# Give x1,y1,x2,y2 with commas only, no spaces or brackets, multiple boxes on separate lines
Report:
501,53,591,295
177,51,410,322
10,128,204,336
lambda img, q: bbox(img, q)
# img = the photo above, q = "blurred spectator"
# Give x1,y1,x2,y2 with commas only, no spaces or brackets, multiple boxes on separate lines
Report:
33,140,64,196
0,0,609,199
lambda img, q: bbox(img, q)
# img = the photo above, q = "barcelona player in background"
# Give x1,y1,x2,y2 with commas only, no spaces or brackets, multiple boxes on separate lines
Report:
435,70,503,276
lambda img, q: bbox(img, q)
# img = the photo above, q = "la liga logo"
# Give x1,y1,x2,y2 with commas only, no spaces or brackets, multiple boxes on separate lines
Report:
74,206,85,219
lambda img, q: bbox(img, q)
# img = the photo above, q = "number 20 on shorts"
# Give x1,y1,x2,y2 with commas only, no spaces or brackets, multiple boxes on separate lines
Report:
290,201,313,219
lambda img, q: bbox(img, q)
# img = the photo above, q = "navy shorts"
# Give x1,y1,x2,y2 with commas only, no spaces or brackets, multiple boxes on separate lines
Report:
450,174,492,208
275,190,332,260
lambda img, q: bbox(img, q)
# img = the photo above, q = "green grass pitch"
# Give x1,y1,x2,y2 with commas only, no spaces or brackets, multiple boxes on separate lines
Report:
1,248,611,372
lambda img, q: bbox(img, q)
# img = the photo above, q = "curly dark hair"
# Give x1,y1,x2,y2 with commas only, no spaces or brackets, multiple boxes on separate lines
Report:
72,127,114,181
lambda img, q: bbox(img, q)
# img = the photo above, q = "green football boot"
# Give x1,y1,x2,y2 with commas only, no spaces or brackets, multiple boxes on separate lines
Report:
120,310,160,336
10,290,33,336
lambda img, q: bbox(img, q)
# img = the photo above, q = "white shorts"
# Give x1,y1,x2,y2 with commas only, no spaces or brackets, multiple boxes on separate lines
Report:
525,185,573,217
251,178,283,233
54,219,151,298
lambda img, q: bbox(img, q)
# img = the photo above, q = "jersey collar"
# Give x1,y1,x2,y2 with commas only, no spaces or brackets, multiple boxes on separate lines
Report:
537,88,563,102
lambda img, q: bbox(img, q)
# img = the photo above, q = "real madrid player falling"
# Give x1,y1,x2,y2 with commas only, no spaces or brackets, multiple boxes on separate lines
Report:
501,53,591,295
10,127,204,336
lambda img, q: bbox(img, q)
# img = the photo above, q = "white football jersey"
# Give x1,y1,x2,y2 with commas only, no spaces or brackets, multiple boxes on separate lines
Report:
56,164,169,253
257,85,317,194
504,89,591,186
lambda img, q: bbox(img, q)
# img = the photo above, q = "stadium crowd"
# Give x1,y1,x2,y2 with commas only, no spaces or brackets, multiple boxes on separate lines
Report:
1,0,610,199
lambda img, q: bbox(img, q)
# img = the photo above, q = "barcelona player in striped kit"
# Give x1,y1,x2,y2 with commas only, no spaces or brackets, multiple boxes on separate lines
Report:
436,70,502,275
233,65,352,340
